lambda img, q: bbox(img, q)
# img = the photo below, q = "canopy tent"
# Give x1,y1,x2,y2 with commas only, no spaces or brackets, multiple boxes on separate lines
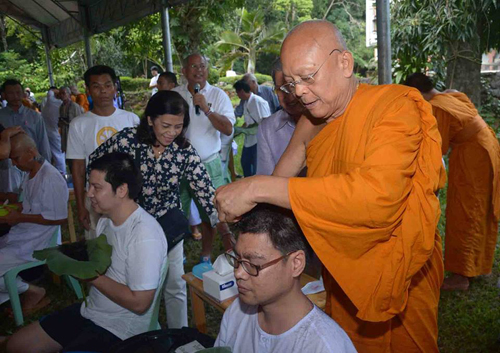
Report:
0,0,189,85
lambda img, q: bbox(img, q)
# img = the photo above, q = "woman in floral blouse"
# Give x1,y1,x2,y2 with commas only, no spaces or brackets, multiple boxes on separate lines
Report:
88,90,217,329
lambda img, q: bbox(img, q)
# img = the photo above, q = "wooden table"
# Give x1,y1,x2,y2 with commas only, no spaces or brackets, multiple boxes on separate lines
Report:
182,272,326,334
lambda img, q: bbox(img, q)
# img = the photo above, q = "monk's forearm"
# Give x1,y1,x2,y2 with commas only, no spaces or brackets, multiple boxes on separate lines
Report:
252,176,291,209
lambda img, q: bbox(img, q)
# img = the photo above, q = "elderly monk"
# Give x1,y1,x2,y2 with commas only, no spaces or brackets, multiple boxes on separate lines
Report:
405,73,500,291
215,20,445,352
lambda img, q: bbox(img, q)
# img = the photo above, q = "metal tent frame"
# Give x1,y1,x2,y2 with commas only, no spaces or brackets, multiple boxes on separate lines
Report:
0,0,189,84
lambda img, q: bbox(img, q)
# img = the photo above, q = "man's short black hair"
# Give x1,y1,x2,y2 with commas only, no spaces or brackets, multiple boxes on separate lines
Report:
151,66,159,72
404,73,435,94
84,65,117,87
234,80,251,93
159,71,178,86
1,79,23,92
233,204,312,260
88,152,142,200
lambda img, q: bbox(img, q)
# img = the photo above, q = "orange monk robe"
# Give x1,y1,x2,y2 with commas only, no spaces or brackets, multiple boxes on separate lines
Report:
430,92,500,277
289,84,445,352
72,93,90,112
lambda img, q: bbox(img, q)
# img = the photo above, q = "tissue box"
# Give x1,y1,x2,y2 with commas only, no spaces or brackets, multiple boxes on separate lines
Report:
202,270,238,302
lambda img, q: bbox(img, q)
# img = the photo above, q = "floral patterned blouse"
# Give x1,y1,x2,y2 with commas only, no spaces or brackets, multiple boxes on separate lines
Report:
88,127,218,226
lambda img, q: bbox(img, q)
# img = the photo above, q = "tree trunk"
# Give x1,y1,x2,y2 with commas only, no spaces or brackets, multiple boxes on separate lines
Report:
247,49,256,73
0,15,7,51
445,35,482,106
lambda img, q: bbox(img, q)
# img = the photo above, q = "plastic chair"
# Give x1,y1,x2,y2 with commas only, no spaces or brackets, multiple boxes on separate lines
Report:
4,226,84,326
4,226,60,326
148,259,170,331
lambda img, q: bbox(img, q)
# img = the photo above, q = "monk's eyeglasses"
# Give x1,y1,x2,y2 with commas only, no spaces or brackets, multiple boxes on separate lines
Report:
280,48,342,95
224,250,295,277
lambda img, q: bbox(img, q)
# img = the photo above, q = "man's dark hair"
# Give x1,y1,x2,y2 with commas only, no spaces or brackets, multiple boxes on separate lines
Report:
84,65,117,87
159,71,178,87
1,79,23,93
151,66,159,72
234,80,251,93
271,58,283,86
48,86,57,91
233,204,311,260
89,152,142,200
404,73,435,93
137,90,190,148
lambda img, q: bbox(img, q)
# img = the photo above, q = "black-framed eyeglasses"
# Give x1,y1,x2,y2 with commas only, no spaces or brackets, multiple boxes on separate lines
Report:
224,250,294,277
280,48,342,95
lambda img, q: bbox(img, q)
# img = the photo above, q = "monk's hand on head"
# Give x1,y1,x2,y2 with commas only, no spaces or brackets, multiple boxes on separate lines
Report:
215,178,258,223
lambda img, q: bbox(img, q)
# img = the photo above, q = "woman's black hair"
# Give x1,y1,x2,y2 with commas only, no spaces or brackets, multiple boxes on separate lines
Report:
137,90,190,148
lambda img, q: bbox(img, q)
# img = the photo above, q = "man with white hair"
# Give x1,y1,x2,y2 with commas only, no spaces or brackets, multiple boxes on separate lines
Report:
235,73,279,118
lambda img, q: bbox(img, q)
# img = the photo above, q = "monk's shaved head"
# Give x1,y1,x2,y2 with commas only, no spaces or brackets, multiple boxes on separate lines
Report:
284,20,347,51
280,20,357,121
10,133,37,154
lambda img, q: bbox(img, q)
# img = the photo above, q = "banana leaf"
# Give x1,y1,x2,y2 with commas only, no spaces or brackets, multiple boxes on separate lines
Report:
33,234,112,280
0,204,19,216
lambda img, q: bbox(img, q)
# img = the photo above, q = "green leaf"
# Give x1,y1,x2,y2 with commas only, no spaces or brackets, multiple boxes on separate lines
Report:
33,234,112,280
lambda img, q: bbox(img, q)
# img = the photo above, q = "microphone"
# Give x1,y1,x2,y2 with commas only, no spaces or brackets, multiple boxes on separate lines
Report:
194,83,200,115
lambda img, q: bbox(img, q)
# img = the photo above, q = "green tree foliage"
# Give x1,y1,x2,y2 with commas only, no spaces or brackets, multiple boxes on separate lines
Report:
216,8,285,74
391,0,499,104
274,0,314,31
313,0,375,75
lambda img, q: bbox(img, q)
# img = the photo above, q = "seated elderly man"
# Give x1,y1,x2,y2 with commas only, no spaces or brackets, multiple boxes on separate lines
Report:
0,134,68,312
216,205,356,352
7,152,168,353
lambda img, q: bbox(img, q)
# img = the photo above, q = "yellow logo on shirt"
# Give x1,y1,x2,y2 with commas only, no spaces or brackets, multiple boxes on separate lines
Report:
96,126,118,146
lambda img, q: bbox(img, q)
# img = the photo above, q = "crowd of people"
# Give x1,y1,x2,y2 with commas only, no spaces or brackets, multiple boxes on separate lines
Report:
0,19,498,353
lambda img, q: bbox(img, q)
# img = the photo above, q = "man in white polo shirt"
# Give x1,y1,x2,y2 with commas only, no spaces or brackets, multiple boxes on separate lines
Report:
66,65,140,239
173,53,235,263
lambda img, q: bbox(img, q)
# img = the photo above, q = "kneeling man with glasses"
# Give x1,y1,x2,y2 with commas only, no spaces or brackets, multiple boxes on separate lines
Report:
215,205,356,353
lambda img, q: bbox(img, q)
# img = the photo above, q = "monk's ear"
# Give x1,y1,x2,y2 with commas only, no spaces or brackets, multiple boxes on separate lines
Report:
340,50,355,79
289,250,306,278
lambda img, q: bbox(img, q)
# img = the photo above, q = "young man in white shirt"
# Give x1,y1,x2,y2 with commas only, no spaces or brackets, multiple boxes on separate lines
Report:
7,152,168,352
234,80,271,177
149,66,160,95
216,205,356,353
66,65,140,239
0,133,68,313
173,53,236,263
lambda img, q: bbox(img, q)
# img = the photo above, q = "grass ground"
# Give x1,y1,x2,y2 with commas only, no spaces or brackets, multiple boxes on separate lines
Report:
1,119,499,352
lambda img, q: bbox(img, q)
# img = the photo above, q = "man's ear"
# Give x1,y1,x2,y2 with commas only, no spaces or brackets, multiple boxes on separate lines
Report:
290,250,306,278
341,51,355,79
116,183,129,199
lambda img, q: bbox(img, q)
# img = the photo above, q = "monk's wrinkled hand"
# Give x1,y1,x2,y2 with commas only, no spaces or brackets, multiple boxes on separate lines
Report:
215,177,259,222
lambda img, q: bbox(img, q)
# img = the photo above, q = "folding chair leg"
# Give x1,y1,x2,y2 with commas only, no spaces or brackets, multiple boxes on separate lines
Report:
4,272,24,326
64,275,83,299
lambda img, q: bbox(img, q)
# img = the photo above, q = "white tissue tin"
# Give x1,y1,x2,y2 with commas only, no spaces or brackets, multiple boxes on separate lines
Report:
202,270,238,302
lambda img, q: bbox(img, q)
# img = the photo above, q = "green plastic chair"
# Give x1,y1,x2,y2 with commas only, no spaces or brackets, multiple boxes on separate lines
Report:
148,258,169,331
4,226,83,326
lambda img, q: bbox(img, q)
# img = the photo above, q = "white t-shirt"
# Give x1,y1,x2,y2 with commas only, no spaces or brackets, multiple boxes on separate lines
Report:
66,108,140,165
173,83,235,162
0,161,68,260
243,93,271,147
215,298,357,353
150,74,159,95
81,206,168,340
